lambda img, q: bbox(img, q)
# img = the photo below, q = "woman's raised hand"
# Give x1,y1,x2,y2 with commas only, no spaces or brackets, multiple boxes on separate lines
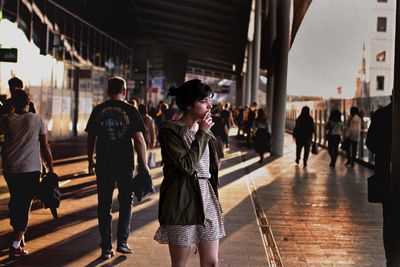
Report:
199,111,214,133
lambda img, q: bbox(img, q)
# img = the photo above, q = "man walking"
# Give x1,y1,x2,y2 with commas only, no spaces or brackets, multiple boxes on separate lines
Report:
85,77,149,259
366,96,400,266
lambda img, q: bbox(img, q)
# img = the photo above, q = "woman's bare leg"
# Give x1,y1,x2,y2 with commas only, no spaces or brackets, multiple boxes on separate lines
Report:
168,244,191,267
198,240,220,267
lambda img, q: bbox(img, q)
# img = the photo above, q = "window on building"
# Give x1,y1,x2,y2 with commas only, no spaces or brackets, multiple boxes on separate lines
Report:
377,0,387,2
377,17,387,32
377,76,385,90
376,51,386,62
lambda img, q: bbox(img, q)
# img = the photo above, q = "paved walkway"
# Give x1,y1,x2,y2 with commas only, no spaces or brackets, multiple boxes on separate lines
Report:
0,133,385,266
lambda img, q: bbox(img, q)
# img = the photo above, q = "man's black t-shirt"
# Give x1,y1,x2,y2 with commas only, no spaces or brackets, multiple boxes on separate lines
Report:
85,100,145,171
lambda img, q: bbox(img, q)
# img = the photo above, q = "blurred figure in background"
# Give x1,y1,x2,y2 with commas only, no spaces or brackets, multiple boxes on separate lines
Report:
211,106,228,169
344,106,361,167
155,102,169,146
325,109,343,168
220,103,233,148
128,98,138,109
253,108,271,163
245,102,257,147
292,106,315,168
147,100,157,120
138,104,156,168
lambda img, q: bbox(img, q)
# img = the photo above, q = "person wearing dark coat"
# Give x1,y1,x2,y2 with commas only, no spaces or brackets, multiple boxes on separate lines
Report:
325,109,343,168
366,100,400,266
293,106,315,167
253,108,271,162
211,106,228,169
154,79,225,267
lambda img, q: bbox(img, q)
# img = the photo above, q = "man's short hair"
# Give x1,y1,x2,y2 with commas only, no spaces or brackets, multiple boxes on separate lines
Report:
107,77,126,95
8,77,23,91
11,89,29,111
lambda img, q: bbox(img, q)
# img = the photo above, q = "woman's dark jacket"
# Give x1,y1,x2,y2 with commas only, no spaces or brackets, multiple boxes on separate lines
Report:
158,120,220,225
293,115,315,143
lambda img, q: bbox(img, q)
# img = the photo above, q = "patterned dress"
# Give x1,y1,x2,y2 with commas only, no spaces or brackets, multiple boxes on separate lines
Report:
154,129,225,246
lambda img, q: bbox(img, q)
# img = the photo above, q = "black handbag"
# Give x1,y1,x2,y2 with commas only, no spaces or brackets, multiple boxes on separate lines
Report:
340,138,350,151
367,174,384,203
311,142,319,154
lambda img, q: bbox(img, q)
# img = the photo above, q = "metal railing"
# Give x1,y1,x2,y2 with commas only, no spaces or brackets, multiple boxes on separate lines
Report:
285,96,391,167
1,0,132,74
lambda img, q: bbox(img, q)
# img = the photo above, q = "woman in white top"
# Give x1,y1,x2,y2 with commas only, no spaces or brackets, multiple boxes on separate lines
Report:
325,109,344,168
345,106,362,166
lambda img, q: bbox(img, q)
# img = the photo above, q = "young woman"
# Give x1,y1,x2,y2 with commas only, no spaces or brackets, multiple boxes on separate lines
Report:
325,109,343,168
154,79,225,267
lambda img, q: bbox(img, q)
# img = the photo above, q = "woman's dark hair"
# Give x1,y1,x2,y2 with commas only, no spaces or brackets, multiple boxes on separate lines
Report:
350,106,360,117
300,106,310,117
11,89,29,111
167,79,213,113
329,109,342,122
256,108,267,123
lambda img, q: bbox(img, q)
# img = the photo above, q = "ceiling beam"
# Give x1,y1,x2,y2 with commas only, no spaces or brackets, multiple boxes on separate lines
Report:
134,0,233,24
144,29,240,53
136,8,237,35
139,19,237,43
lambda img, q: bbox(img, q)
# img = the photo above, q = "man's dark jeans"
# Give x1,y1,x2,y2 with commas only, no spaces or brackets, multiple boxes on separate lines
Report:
96,168,134,250
4,171,41,232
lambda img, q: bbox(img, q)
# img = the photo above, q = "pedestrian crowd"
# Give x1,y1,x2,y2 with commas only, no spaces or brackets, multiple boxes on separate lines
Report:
0,76,398,266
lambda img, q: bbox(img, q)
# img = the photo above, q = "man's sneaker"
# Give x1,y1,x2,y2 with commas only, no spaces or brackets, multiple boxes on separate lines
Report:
116,243,133,254
10,247,28,258
100,249,115,259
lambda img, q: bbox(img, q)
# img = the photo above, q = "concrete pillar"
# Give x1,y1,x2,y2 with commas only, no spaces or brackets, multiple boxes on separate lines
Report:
242,74,247,107
251,0,262,103
235,75,243,107
267,75,274,128
391,0,400,192
265,0,277,131
271,0,291,156
164,51,188,87
246,42,253,106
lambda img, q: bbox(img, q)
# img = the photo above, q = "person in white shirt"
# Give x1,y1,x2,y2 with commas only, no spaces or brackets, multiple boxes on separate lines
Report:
0,89,54,258
345,106,362,167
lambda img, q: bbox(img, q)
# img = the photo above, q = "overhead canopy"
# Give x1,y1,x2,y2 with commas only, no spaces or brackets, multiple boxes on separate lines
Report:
52,0,311,79
132,0,252,78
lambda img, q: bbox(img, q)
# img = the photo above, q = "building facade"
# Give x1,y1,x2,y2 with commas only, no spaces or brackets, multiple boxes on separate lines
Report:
369,0,396,96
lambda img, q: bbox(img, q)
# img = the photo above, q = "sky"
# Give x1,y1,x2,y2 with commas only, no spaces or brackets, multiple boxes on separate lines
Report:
287,0,375,99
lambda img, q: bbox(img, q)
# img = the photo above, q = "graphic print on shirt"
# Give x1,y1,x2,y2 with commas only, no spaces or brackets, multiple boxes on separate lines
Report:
96,106,130,141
